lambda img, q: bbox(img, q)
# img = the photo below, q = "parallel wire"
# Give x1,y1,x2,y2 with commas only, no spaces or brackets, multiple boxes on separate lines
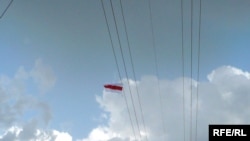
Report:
190,0,193,141
100,1,137,140
181,0,186,141
110,0,142,140
194,0,202,141
103,1,201,141
0,0,14,19
119,0,149,140
148,0,167,140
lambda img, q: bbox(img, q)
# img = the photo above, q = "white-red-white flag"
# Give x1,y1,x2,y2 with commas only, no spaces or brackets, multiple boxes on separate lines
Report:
104,83,123,93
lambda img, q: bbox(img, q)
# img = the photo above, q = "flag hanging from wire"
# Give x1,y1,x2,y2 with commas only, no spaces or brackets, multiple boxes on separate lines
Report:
104,83,123,93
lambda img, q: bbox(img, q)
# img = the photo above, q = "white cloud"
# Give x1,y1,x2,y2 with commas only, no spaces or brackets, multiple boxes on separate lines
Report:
53,130,72,141
0,58,59,141
81,66,250,141
0,75,52,128
2,61,250,141
79,127,118,141
0,58,73,141
30,58,56,94
0,125,73,141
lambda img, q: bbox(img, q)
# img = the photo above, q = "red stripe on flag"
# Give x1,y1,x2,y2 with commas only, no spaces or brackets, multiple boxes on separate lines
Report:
104,84,123,91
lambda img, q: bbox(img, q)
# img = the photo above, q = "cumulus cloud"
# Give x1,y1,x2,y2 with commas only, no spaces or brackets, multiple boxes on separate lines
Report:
0,125,73,141
0,58,63,141
2,62,250,141
81,65,250,141
53,130,72,141
0,59,55,128
30,58,56,94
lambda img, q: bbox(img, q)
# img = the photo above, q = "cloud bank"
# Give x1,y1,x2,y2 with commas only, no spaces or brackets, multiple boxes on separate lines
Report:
81,65,250,141
0,59,71,141
1,63,250,141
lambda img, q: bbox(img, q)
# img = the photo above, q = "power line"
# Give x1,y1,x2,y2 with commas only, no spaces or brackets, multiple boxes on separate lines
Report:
119,0,149,140
190,0,193,141
100,0,137,140
181,0,186,141
195,0,202,141
109,0,142,140
147,0,167,140
0,0,14,19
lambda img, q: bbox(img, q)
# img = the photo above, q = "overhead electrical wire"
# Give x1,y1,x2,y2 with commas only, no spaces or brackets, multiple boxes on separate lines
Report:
100,0,138,140
190,0,194,141
189,0,203,141
2,0,202,141
102,1,202,141
181,0,186,141
147,0,167,140
0,0,14,19
119,0,149,141
195,0,202,141
109,0,142,140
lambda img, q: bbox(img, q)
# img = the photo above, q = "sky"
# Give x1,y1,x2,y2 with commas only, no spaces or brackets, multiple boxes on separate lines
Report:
0,0,250,141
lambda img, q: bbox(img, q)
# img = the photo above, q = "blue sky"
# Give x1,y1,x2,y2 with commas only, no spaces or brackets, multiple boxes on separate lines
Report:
1,0,250,141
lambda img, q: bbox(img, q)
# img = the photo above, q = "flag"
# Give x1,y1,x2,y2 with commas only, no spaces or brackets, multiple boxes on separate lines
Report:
104,83,123,93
